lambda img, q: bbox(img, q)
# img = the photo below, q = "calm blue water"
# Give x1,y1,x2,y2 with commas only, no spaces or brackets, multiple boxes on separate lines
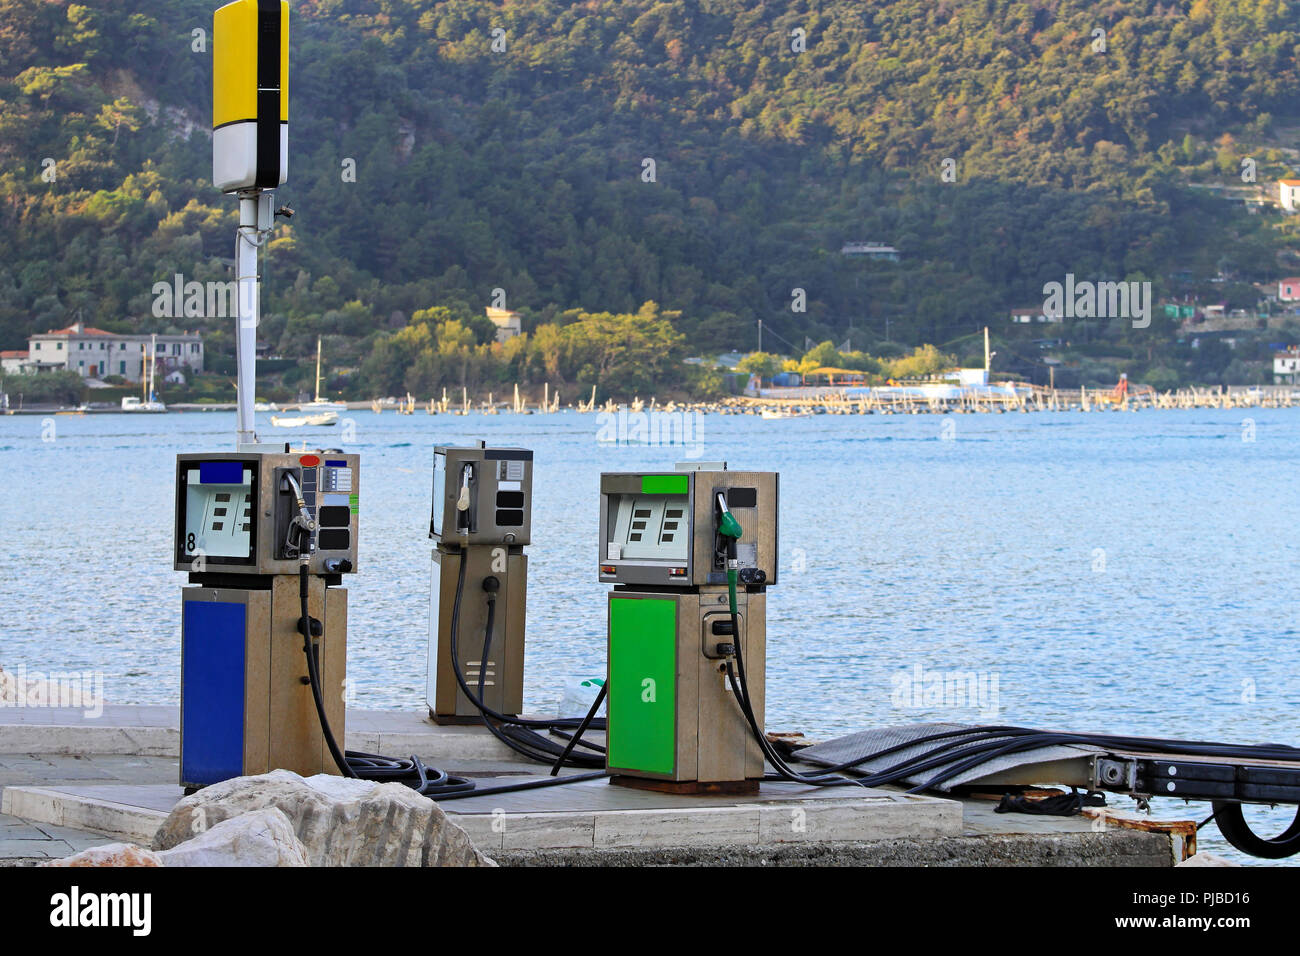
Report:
2,407,1298,861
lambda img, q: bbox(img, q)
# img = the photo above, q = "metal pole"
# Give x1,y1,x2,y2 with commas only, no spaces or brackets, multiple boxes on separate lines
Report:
235,190,262,447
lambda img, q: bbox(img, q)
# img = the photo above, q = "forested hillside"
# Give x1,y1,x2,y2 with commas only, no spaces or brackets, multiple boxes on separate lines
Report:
3,0,1300,397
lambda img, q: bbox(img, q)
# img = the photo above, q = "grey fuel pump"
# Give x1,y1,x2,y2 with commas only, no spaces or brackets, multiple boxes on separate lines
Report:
426,441,532,723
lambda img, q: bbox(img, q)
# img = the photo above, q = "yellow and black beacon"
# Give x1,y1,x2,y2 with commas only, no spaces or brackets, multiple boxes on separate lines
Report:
213,0,288,194
212,0,290,447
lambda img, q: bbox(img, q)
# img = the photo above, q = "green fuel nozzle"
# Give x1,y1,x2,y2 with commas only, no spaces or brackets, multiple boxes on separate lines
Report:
716,493,743,541
716,493,742,616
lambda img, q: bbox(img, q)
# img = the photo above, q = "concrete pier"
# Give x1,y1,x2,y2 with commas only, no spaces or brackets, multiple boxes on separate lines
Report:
0,706,1183,866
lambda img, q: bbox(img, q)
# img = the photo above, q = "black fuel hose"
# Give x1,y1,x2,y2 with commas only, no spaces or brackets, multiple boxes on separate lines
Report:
718,537,864,789
786,725,1300,791
298,564,475,797
446,552,605,768
476,583,603,761
298,564,352,778
1210,802,1300,859
725,658,863,788
771,712,1300,858
291,514,604,800
550,681,608,775
460,581,566,765
433,770,610,803
713,536,1300,856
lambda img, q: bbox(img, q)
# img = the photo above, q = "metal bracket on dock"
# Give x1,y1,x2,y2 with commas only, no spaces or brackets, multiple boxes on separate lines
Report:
1093,757,1139,794
1092,753,1300,804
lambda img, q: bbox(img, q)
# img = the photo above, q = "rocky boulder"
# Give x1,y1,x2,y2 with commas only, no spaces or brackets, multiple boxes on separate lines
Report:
155,807,309,867
43,843,162,867
153,770,494,867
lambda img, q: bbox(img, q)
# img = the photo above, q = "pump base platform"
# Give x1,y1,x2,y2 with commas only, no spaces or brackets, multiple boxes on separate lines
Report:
0,709,1190,865
0,707,958,855
609,775,759,795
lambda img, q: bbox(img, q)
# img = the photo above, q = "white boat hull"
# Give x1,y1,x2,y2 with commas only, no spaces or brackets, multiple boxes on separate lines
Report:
271,411,339,428
121,398,166,413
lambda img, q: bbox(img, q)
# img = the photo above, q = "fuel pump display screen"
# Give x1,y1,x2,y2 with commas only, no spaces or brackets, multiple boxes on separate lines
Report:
180,462,255,560
610,494,689,562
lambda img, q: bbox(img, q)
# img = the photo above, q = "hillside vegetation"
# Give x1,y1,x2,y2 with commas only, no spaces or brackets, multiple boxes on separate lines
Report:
3,0,1300,397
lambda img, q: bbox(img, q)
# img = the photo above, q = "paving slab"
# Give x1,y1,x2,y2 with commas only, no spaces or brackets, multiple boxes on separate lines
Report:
0,819,49,840
2,786,174,844
0,838,79,860
0,810,119,866
0,705,518,760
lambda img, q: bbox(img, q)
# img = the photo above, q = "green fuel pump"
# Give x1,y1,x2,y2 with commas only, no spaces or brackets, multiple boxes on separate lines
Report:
598,464,777,793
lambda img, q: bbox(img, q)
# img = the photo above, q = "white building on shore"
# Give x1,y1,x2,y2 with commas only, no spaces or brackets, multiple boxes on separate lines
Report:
21,321,203,382
1275,347,1300,384
485,306,522,343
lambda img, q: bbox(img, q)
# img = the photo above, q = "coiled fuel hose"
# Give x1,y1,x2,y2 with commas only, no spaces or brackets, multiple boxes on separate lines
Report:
291,495,605,799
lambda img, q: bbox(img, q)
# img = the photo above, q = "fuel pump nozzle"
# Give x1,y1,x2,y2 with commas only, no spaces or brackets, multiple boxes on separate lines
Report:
715,492,743,622
455,463,474,535
281,471,317,562
715,492,743,542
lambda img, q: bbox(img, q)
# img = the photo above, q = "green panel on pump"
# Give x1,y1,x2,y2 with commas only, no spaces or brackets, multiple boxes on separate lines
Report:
607,597,677,775
640,474,688,495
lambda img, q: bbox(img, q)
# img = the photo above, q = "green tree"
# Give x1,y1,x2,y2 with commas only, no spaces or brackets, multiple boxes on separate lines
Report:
736,351,780,383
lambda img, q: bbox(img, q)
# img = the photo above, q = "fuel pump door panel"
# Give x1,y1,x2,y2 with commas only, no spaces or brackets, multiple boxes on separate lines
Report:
180,582,345,789
607,594,682,778
180,595,251,787
430,546,527,719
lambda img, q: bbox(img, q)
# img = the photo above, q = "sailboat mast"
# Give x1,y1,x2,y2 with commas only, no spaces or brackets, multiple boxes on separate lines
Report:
149,334,156,402
315,337,322,403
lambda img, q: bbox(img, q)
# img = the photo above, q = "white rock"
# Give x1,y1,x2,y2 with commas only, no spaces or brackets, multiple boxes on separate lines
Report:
1177,852,1240,867
43,843,162,867
157,807,309,867
154,769,494,867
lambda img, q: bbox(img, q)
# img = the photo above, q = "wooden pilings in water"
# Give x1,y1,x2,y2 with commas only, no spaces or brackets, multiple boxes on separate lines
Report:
357,381,1298,417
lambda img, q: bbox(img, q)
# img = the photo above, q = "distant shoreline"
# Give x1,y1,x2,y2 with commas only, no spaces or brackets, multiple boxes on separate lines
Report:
5,388,1299,418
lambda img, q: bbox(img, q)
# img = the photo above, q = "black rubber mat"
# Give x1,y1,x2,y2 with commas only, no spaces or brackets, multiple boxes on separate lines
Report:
789,722,1102,792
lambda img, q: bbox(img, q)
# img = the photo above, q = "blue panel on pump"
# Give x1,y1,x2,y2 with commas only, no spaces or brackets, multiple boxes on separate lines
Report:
199,460,244,484
182,600,246,786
